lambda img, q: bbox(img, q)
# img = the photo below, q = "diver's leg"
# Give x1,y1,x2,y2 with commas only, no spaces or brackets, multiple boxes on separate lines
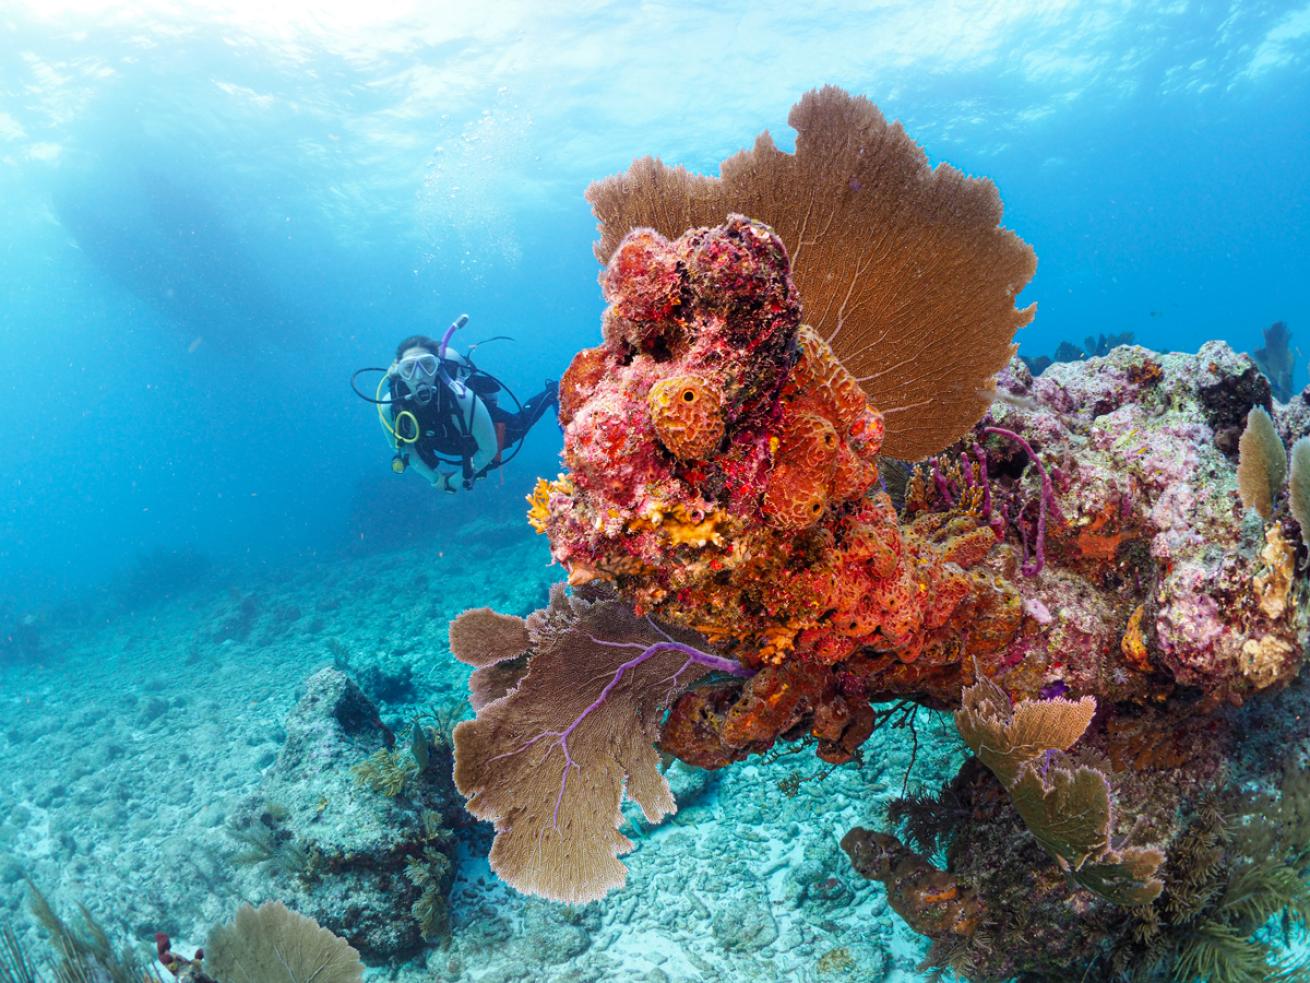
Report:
506,382,559,441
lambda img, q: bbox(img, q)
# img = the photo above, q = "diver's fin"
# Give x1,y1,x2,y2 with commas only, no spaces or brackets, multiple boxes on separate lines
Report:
437,471,459,494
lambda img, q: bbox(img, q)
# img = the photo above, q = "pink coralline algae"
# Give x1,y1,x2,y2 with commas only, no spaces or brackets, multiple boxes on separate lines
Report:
965,342,1308,710
535,218,999,671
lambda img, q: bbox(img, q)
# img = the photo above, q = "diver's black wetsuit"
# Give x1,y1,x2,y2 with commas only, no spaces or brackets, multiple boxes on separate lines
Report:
391,369,557,479
480,380,558,445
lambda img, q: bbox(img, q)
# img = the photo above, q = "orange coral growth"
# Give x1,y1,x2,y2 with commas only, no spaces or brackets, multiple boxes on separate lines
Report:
658,685,743,770
603,228,683,328
559,346,609,426
648,375,724,460
586,86,1035,460
790,326,872,433
660,660,875,766
539,214,1014,765
1073,502,1125,562
762,463,831,530
1121,604,1150,672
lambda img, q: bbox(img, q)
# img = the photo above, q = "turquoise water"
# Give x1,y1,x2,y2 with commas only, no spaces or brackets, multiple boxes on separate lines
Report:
0,3,1308,981
0,2,1306,605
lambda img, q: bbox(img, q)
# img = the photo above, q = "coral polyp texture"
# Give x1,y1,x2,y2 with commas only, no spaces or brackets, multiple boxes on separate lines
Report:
540,215,1021,695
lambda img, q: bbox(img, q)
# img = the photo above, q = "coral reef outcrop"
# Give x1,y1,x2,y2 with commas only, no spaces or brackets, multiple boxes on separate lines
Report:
446,84,1310,981
536,216,1021,737
229,669,460,958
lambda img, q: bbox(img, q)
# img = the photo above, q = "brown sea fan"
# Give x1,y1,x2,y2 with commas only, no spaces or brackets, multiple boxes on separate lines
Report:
1287,435,1310,543
205,901,363,983
451,586,716,902
955,674,1164,906
586,85,1036,459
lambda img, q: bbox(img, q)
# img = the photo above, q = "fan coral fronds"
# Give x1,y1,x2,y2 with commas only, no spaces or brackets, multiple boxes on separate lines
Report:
1288,436,1310,547
585,85,1035,460
24,882,165,983
954,671,1095,788
351,748,418,798
449,606,533,710
205,901,363,983
1236,407,1287,520
955,674,1164,905
448,607,529,668
1253,320,1297,403
451,586,748,902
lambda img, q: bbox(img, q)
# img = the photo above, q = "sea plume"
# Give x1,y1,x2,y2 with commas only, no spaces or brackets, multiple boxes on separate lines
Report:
1236,406,1286,520
586,85,1036,459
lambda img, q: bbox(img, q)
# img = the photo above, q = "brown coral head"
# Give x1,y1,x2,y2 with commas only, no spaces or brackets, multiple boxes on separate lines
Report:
842,828,982,938
648,374,725,460
586,85,1035,459
840,826,900,880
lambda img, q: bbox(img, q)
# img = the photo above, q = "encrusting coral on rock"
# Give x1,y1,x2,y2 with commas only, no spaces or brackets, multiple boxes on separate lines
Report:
447,84,1310,979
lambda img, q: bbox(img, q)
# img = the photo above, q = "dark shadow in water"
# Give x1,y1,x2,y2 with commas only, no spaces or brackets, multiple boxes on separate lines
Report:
49,153,301,354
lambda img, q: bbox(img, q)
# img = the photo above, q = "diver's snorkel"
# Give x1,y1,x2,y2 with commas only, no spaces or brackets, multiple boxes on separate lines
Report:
437,313,470,398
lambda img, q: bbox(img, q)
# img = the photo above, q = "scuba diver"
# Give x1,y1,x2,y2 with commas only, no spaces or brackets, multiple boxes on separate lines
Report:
352,315,559,493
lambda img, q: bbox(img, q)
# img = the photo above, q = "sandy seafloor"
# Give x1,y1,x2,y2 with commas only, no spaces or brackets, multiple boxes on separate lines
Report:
0,513,968,982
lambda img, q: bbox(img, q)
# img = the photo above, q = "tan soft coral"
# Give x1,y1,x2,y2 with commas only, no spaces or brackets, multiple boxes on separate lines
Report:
586,86,1035,460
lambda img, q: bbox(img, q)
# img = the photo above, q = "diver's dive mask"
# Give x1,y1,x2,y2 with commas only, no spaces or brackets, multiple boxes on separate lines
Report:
397,352,439,381
392,352,440,404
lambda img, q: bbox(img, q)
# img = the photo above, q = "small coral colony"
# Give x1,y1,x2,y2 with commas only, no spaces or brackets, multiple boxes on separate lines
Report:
451,87,1310,979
